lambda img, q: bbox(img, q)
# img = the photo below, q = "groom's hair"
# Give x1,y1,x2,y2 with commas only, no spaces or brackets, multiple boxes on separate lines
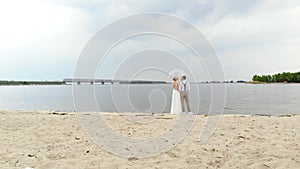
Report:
182,75,186,80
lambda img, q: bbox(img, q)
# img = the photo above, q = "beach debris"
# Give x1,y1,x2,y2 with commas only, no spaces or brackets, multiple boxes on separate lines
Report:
24,167,34,169
278,114,295,117
155,117,173,120
166,151,179,158
134,114,153,117
50,112,68,116
253,114,272,117
238,135,246,139
27,154,35,158
128,157,138,161
225,140,232,147
14,159,19,167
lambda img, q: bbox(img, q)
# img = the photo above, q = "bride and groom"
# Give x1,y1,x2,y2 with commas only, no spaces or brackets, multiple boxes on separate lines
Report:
170,75,192,115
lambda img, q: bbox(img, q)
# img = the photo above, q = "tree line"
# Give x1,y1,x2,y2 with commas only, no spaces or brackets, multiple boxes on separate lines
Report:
0,81,64,86
252,71,300,83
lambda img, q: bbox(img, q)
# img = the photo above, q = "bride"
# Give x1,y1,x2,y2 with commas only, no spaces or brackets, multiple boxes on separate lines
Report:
170,76,182,114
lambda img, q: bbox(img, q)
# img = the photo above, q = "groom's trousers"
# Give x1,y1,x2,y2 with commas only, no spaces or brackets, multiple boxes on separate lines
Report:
180,91,191,112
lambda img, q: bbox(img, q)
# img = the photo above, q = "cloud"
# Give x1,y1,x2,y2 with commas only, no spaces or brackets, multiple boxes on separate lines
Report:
197,0,300,79
0,0,92,80
0,0,90,49
0,0,299,80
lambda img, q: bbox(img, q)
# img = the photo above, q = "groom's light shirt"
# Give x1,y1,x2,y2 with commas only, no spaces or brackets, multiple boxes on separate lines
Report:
179,80,191,92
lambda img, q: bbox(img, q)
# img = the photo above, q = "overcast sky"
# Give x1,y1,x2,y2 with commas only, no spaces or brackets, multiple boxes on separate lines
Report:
0,0,299,81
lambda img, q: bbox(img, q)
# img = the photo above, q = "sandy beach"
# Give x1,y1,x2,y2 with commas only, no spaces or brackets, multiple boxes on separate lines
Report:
0,111,299,169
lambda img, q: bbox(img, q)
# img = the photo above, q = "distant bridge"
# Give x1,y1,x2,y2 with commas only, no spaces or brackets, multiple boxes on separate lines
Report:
63,78,166,85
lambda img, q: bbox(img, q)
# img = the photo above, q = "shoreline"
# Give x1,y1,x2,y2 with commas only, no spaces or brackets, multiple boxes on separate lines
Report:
1,83,300,87
1,110,299,168
2,109,300,114
245,81,300,84
1,110,299,116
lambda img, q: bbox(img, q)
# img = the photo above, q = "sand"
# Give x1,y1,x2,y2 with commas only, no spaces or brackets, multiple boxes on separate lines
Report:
0,111,299,169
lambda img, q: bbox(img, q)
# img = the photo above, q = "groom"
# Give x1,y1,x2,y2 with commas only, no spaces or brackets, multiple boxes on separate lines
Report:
179,75,192,114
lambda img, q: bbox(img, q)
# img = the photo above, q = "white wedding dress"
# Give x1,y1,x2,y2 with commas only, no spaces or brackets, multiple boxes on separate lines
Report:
170,88,182,114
